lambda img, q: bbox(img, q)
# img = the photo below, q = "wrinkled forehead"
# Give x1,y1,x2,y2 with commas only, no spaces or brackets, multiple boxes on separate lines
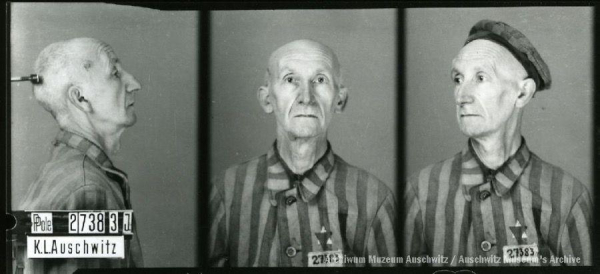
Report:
95,42,118,63
68,39,118,69
452,39,521,72
268,41,339,76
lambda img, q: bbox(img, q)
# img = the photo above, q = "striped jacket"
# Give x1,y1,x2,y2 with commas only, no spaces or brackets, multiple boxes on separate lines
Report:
18,130,143,273
404,139,592,266
209,143,398,267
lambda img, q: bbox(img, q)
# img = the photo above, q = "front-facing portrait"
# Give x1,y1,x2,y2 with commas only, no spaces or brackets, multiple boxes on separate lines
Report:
209,9,398,267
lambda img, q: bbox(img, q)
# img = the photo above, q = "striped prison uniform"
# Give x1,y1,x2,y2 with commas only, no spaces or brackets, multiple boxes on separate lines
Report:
18,130,143,273
404,138,592,266
209,143,398,267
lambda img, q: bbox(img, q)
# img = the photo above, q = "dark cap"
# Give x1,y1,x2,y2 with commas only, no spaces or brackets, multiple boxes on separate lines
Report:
465,20,551,91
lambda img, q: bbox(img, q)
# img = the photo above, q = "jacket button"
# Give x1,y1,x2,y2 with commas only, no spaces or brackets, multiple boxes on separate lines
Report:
481,241,492,252
286,196,297,206
479,191,491,200
286,246,297,257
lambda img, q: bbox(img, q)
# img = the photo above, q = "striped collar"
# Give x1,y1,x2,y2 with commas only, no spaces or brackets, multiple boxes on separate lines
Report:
266,141,335,205
54,130,128,179
459,138,531,201
55,130,114,168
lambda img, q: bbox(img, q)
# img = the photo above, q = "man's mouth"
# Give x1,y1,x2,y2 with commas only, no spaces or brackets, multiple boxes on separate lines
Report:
460,114,478,117
127,102,135,107
295,114,318,118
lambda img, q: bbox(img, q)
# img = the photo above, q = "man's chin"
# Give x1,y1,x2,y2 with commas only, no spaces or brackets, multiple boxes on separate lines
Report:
124,114,137,127
287,127,321,139
457,122,475,135
460,127,487,139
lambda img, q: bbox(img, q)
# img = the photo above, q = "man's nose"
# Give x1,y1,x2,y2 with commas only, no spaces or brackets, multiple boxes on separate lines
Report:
124,71,141,93
298,81,315,104
455,82,474,106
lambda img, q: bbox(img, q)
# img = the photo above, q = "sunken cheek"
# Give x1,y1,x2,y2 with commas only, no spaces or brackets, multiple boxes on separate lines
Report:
269,91,292,117
113,89,126,108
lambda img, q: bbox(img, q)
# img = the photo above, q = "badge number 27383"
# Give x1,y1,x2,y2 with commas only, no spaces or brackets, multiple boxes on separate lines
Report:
307,250,343,267
503,243,539,264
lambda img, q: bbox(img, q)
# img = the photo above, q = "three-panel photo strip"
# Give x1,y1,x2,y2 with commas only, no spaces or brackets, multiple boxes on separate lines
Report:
4,2,598,274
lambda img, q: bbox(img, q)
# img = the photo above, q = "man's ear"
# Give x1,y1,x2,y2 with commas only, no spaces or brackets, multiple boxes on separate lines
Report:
67,86,92,112
257,85,273,113
515,78,536,108
334,85,348,113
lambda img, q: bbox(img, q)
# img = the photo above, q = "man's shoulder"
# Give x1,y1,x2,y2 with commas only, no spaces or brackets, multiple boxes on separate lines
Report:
212,153,268,189
333,154,394,196
42,144,112,187
223,153,266,175
21,145,116,209
530,152,590,196
407,152,461,187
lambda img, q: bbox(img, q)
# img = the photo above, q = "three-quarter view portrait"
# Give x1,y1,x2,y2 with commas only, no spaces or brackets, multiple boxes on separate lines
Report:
403,7,593,267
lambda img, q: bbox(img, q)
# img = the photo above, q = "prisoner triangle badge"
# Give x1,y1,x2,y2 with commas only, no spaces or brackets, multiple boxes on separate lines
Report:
509,220,528,245
315,226,333,251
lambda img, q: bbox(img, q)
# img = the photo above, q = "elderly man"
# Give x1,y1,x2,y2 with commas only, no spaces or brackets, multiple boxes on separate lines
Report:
403,20,592,266
18,38,143,272
208,39,397,267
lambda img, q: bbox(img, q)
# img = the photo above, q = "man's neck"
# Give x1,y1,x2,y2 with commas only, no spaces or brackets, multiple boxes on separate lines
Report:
471,131,522,170
276,131,328,175
62,120,125,155
470,110,524,170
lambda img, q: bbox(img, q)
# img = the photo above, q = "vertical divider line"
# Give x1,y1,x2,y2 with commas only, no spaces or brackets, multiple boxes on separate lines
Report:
593,4,599,266
3,3,12,273
397,6,406,262
198,7,211,269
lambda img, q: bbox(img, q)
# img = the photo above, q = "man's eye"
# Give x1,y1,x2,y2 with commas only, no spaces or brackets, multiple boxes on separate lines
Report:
314,76,327,84
453,76,462,84
476,74,486,82
113,70,121,78
284,76,294,83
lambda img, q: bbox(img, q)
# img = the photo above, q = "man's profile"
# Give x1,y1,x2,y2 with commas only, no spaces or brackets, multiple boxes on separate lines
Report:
208,39,397,267
18,37,143,272
403,20,591,266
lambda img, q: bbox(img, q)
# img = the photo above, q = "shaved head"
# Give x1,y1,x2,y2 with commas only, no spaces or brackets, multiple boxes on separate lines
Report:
257,39,349,139
33,37,115,125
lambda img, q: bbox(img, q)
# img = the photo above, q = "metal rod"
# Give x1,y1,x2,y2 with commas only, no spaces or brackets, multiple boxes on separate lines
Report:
10,74,42,84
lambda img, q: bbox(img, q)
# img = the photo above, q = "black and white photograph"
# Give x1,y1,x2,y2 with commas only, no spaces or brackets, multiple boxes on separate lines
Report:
208,9,398,267
8,3,198,272
403,7,593,266
3,2,599,273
